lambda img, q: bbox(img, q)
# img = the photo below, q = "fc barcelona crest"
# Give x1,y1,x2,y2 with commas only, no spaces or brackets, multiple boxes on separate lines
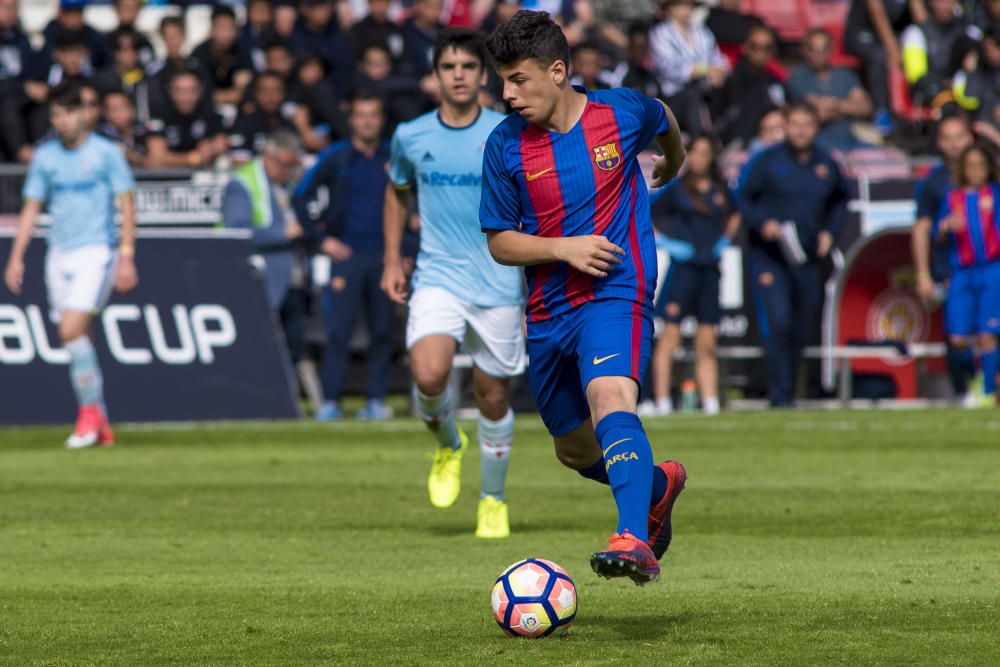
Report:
593,142,621,171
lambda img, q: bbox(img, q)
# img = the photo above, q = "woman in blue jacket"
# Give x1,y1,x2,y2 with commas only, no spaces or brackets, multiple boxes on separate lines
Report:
648,136,740,415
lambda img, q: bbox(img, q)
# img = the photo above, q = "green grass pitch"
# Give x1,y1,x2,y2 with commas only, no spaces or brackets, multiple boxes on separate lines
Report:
1,410,999,665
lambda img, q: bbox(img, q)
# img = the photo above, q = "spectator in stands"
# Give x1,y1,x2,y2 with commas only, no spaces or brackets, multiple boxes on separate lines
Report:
355,44,427,130
647,135,739,416
292,54,350,141
713,25,785,147
954,28,1000,147
402,0,444,77
42,0,107,70
843,0,928,134
705,0,766,67
94,29,152,124
264,40,297,87
569,41,610,90
0,0,35,163
145,70,227,168
221,129,312,375
100,89,148,166
231,71,328,162
738,104,850,407
106,0,153,67
192,5,255,107
146,16,210,116
911,115,976,402
292,91,395,421
621,21,663,100
351,0,409,71
291,0,355,92
274,1,299,40
25,32,94,141
900,0,971,108
788,28,875,151
650,0,729,137
752,109,786,152
240,0,276,72
970,0,1000,41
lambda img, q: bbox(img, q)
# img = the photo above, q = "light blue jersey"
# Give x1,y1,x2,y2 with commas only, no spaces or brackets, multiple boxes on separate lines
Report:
23,133,135,249
389,108,523,307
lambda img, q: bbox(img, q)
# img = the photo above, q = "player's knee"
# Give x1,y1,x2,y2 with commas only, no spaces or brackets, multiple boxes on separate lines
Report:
413,371,449,397
552,439,590,470
58,319,84,343
695,335,717,357
473,384,508,420
949,335,971,350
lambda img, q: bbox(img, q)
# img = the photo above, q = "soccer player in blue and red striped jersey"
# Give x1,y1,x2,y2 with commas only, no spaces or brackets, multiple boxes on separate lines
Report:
480,10,688,586
933,144,1000,407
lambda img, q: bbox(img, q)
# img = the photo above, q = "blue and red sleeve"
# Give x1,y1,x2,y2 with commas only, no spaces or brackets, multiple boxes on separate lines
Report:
480,128,522,233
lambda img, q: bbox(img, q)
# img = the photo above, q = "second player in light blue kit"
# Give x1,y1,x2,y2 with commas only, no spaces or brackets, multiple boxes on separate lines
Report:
4,81,137,449
381,29,525,538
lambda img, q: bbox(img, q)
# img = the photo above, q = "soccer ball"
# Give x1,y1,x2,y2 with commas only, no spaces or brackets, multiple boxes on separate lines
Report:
490,558,577,638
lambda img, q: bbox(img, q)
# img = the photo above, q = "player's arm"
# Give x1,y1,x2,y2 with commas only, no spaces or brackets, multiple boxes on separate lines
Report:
3,198,43,294
911,216,935,298
381,183,412,304
486,230,625,278
650,100,686,188
115,192,138,292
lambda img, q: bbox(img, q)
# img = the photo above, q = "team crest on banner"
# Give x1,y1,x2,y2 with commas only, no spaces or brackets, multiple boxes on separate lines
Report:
593,142,621,171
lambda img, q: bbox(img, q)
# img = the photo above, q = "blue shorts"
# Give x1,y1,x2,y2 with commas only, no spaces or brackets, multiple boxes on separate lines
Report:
526,298,653,436
655,262,721,325
946,262,1000,336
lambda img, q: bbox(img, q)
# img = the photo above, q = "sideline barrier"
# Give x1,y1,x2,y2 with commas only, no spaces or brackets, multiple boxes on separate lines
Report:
0,230,299,425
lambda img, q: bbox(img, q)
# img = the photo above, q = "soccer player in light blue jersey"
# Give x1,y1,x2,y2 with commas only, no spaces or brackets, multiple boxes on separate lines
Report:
4,82,137,449
381,28,525,538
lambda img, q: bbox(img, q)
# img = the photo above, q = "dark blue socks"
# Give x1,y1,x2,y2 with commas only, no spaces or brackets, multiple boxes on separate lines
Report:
594,411,654,541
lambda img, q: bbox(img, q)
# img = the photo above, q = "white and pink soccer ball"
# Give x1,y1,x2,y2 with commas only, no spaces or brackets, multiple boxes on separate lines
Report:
491,558,577,638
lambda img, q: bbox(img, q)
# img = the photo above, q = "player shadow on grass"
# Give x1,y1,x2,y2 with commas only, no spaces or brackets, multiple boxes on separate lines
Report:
584,611,697,640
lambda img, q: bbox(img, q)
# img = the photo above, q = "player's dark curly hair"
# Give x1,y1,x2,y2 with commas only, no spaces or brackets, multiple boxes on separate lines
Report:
432,27,488,70
485,10,570,69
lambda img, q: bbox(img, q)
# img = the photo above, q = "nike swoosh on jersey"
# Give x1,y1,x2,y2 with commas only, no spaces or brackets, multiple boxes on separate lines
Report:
593,353,621,365
525,167,553,181
603,437,633,456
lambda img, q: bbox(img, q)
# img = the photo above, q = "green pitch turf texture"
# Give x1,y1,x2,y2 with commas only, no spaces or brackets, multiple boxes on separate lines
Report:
1,411,998,666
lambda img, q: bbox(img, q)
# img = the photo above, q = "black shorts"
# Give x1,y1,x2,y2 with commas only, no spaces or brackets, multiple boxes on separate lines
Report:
656,262,721,326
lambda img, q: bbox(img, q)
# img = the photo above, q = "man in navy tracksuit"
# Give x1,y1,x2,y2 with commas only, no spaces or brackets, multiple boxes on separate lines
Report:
738,104,849,406
293,91,395,421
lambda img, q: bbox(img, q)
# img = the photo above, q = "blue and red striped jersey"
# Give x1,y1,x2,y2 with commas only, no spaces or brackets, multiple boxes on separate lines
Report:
480,86,670,322
933,184,1000,269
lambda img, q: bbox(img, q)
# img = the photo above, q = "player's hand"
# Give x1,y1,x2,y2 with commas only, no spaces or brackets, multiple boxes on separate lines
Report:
285,220,304,240
556,235,624,278
761,219,782,241
650,153,684,188
321,237,353,262
915,273,936,301
4,257,24,294
942,213,965,233
115,256,138,293
816,231,834,259
380,256,409,304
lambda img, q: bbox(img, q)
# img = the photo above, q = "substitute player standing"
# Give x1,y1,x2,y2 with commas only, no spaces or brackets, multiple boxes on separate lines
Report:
381,29,525,538
481,11,687,584
3,82,137,448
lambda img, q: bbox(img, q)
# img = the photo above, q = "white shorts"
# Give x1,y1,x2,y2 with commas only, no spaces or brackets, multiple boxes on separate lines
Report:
45,244,117,324
406,287,527,378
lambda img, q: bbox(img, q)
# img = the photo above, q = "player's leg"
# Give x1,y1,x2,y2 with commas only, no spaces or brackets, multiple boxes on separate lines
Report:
791,261,823,400
407,288,467,508
578,301,684,583
471,368,513,538
464,302,524,538
750,252,795,406
944,269,981,406
975,263,1000,404
649,263,687,415
694,265,723,415
317,257,364,421
54,245,116,449
358,254,394,419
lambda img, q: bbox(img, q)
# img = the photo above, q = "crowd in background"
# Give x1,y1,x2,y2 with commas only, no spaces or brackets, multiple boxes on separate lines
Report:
8,0,1000,415
3,0,1000,166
